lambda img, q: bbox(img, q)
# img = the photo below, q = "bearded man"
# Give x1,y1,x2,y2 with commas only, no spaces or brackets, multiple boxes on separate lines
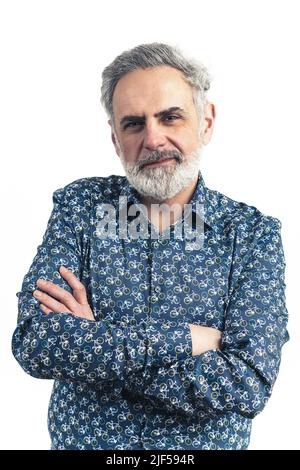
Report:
12,42,289,450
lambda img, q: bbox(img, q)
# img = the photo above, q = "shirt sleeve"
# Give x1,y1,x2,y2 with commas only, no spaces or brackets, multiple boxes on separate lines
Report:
123,216,289,419
11,185,192,385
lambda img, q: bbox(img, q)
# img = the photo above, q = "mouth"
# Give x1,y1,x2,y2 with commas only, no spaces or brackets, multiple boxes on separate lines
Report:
142,157,177,169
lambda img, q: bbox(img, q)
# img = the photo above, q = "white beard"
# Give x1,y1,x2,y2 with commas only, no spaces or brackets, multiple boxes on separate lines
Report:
120,147,202,201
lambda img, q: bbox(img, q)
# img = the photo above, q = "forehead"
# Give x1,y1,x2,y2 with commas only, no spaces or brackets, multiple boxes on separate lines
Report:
112,65,194,116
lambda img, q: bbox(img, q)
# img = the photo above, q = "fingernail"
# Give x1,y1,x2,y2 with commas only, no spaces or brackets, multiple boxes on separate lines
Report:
33,290,41,297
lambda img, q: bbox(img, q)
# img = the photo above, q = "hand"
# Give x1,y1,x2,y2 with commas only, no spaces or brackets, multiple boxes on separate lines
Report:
189,324,222,356
33,266,95,321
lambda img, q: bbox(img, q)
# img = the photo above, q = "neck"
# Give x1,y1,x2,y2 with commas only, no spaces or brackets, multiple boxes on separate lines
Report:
139,174,200,232
140,174,199,209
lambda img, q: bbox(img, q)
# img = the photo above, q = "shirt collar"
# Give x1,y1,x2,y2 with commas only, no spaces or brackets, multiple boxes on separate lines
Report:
188,170,217,231
119,170,220,232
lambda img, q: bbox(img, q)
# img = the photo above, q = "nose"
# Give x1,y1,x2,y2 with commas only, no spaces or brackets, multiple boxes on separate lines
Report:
143,121,168,151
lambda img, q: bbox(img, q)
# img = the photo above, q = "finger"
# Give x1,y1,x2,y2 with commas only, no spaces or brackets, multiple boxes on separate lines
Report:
59,266,89,305
35,278,78,312
39,303,54,315
33,289,71,314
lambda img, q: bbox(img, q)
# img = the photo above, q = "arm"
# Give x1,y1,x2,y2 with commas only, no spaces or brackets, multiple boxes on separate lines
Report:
11,185,193,385
189,324,222,356
124,217,289,419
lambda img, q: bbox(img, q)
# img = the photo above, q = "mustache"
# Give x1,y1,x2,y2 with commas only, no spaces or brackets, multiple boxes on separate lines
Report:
137,150,184,171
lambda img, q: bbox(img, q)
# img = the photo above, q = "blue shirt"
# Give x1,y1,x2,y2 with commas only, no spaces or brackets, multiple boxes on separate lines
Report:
12,171,289,450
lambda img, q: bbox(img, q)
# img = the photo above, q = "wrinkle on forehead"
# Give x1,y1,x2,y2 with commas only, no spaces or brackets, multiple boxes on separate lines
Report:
112,66,195,118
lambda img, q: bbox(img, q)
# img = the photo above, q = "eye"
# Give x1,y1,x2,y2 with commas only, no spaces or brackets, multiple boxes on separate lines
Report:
124,121,143,130
163,114,180,122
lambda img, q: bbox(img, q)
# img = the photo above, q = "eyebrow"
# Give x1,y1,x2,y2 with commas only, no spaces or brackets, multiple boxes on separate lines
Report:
120,106,186,128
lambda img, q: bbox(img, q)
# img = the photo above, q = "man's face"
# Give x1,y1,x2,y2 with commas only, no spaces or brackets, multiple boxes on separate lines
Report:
109,65,214,201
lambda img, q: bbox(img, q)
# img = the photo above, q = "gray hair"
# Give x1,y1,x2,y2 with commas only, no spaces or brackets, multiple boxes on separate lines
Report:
100,42,212,129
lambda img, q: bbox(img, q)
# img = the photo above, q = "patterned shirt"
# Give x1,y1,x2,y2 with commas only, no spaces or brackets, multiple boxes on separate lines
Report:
11,171,289,450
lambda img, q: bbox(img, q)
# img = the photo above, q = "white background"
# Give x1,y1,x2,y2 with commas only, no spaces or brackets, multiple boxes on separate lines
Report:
0,0,299,450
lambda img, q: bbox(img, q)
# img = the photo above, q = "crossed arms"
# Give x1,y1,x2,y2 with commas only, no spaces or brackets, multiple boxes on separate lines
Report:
32,266,221,357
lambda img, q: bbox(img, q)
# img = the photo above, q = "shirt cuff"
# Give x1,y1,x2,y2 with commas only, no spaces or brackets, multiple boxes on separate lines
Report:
146,319,193,367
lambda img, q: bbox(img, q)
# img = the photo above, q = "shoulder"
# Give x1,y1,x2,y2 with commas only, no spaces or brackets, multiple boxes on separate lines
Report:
52,174,127,207
207,187,286,287
205,185,282,237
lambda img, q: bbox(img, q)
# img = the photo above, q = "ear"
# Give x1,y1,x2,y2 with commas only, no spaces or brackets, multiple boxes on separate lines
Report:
201,102,216,145
108,119,121,157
